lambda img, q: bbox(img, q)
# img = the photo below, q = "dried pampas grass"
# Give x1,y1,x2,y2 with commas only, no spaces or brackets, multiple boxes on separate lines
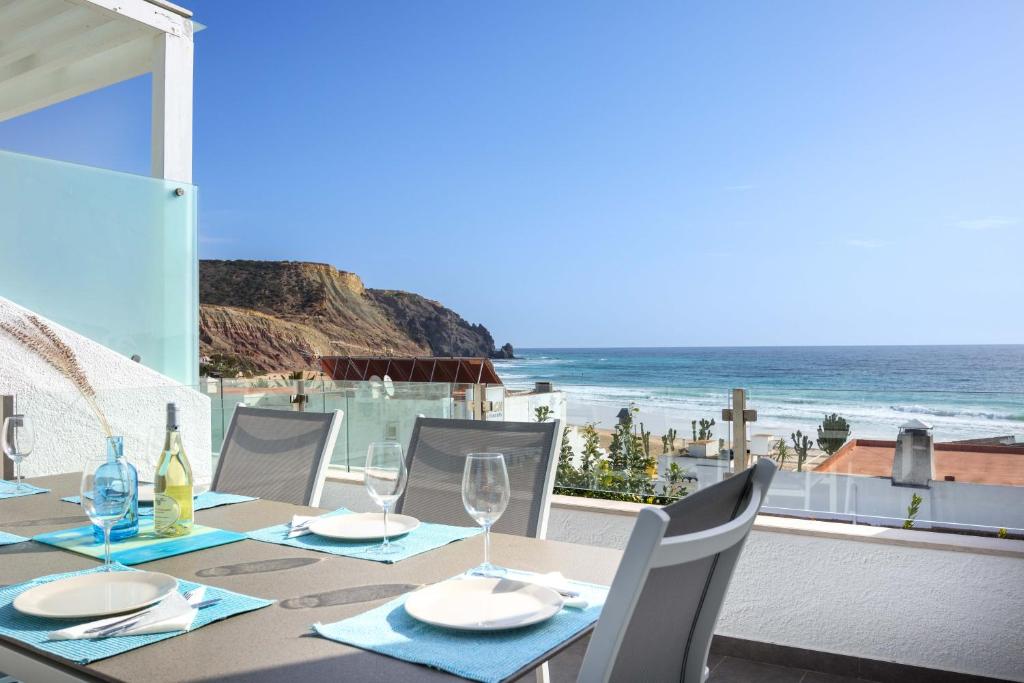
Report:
0,314,113,437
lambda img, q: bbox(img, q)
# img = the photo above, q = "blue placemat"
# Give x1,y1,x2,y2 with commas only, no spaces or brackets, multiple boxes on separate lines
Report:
246,509,482,564
33,520,246,565
0,564,272,664
313,571,609,683
62,490,258,516
0,530,29,545
0,481,49,499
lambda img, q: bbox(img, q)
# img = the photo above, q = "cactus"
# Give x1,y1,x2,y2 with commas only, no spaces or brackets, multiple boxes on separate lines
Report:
774,439,790,468
817,413,851,456
903,493,923,529
661,427,678,454
791,430,813,472
639,422,651,459
697,418,715,441
534,405,552,423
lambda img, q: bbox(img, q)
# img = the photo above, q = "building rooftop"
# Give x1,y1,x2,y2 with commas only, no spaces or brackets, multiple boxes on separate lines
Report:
816,438,1024,485
318,356,503,384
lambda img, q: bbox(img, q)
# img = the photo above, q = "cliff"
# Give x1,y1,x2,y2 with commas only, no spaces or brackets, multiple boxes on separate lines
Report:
199,260,507,373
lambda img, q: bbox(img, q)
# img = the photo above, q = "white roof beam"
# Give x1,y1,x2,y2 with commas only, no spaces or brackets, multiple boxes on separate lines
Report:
0,5,100,70
151,27,192,182
0,0,72,44
0,18,149,85
0,33,153,122
0,0,196,181
64,0,190,36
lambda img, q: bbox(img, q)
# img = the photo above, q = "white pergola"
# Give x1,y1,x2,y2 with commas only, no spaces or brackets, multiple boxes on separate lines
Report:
0,0,196,182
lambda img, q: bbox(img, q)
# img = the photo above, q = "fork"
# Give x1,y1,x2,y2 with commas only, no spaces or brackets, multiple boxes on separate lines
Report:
94,598,222,638
84,588,197,634
466,570,580,598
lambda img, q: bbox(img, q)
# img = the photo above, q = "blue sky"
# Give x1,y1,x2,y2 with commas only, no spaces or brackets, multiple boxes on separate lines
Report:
2,1,1022,348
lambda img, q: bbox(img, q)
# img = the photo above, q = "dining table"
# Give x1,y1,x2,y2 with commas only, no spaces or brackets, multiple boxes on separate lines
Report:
0,473,623,683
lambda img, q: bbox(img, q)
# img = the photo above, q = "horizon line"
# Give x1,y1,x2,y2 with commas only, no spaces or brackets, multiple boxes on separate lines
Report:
511,343,1024,350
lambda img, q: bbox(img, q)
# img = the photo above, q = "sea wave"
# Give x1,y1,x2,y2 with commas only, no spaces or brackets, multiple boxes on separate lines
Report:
543,384,1024,440
497,346,1024,440
889,405,1024,421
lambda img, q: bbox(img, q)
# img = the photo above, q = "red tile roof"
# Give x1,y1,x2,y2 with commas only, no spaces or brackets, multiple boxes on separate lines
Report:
815,439,1024,486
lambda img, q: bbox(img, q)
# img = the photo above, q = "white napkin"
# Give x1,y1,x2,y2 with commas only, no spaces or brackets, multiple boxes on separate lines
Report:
287,514,317,538
504,571,589,609
48,587,205,641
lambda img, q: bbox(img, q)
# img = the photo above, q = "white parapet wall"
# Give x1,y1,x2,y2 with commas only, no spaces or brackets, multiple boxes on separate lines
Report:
661,456,1024,533
549,496,1024,682
502,390,567,424
764,469,1024,532
0,297,212,486
323,472,1024,681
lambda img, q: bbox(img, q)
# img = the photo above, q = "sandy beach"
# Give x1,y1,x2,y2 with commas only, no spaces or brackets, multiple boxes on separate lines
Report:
575,424,827,472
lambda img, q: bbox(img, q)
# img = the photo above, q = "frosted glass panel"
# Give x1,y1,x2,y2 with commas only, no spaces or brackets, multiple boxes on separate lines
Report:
0,150,198,384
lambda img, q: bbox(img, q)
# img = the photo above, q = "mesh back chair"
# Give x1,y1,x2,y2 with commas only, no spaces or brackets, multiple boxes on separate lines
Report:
395,418,562,539
212,406,343,507
578,459,777,683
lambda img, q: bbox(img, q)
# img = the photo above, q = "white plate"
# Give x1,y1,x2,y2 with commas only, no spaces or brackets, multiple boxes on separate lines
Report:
13,571,179,619
307,513,420,541
404,576,563,631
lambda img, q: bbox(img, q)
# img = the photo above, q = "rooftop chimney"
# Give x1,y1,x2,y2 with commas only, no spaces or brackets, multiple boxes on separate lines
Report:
892,419,934,487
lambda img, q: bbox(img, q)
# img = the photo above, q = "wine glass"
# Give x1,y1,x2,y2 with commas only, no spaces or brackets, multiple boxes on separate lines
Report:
364,441,408,554
462,452,510,577
81,457,132,571
2,415,35,491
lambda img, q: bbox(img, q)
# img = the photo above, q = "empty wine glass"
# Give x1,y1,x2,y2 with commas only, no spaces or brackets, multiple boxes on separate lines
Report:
81,456,132,571
364,441,408,554
462,452,510,577
2,414,35,491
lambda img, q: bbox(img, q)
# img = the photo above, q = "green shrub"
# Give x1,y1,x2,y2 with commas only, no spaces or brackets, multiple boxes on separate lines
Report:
817,413,851,456
903,493,923,529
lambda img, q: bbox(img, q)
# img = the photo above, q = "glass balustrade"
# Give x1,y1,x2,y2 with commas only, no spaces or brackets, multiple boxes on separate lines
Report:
0,150,198,385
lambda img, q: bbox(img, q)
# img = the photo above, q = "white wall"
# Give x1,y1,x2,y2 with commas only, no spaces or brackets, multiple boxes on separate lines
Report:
321,476,1024,681
503,391,568,424
661,456,1024,533
721,528,1024,682
764,470,1024,532
0,297,212,485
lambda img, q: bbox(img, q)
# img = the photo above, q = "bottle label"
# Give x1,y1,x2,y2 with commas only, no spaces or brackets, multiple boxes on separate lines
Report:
154,493,181,532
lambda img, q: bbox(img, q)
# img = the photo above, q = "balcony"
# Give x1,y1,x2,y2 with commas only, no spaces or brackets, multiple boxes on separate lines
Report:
1,2,1021,682
5,370,1020,681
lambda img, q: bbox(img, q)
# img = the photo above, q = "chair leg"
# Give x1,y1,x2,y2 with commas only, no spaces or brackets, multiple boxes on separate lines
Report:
535,661,550,683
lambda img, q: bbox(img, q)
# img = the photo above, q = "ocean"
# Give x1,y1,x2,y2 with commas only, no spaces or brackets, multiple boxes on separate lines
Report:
493,346,1024,442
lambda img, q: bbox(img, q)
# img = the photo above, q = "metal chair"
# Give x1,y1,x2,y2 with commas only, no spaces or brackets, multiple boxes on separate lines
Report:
578,459,777,683
395,417,562,538
211,406,343,507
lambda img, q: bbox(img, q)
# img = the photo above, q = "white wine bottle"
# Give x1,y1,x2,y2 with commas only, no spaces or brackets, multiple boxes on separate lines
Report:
154,402,194,537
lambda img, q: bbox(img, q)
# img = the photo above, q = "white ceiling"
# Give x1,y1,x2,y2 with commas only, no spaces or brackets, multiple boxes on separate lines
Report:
0,0,193,122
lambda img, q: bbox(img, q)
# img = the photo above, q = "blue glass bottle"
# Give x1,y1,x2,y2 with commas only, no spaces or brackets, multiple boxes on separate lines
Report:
93,436,138,542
